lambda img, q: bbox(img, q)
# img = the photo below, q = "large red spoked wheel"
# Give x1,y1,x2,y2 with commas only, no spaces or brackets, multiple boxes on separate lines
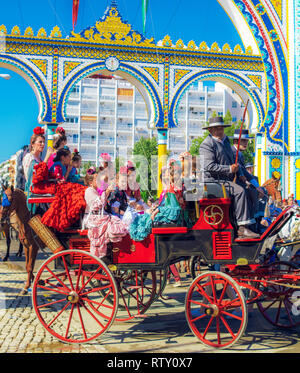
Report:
32,250,118,343
113,269,157,321
185,271,248,349
256,261,300,328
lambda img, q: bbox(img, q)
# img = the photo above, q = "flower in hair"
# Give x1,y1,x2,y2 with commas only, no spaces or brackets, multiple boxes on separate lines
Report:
99,153,111,162
56,126,65,135
73,148,79,154
87,167,96,175
33,126,45,135
179,151,192,161
119,166,127,175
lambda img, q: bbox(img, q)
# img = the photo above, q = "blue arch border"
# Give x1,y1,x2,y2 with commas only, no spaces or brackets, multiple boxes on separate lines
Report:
169,69,265,129
0,54,52,122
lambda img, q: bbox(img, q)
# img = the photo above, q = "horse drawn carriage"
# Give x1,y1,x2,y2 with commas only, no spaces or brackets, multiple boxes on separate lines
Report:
27,181,300,349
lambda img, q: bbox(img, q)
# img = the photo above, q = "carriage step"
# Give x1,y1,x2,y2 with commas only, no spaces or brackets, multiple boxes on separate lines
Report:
134,314,148,318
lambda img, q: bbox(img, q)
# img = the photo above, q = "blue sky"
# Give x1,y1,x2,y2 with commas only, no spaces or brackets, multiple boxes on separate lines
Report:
0,0,243,162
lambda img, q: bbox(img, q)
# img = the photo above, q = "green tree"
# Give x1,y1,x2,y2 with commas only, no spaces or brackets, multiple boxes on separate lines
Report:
189,133,208,155
132,136,158,201
79,161,94,177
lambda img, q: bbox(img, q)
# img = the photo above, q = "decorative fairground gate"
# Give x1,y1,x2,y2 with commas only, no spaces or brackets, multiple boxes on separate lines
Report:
0,0,296,197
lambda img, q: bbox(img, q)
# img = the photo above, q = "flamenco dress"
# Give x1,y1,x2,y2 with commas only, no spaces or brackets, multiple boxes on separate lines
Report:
129,188,182,242
84,187,128,259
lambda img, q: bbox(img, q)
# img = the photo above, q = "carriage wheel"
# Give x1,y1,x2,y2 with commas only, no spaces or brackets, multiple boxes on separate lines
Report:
185,271,248,349
32,250,118,344
190,256,209,279
256,261,300,328
290,254,300,268
113,269,157,321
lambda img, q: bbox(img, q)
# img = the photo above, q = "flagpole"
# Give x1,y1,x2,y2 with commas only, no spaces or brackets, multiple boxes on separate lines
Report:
233,99,249,183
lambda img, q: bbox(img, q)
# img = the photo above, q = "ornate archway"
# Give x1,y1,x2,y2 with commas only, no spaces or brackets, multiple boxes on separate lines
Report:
0,0,296,196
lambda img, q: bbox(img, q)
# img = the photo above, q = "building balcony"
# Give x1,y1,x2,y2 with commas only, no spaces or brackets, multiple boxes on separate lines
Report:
100,95,115,101
66,107,80,116
68,92,80,100
81,140,96,146
82,78,98,86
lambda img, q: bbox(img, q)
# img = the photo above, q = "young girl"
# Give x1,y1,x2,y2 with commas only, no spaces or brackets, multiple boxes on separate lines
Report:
67,149,83,184
49,148,72,182
84,171,128,259
129,167,182,241
46,127,67,169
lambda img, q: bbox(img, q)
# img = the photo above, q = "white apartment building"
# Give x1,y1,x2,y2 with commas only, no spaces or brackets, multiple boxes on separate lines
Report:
64,76,244,163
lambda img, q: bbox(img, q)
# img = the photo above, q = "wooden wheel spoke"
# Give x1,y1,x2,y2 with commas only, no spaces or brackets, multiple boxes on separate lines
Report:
210,275,217,303
81,296,114,311
80,301,105,330
195,282,213,304
222,297,240,309
216,316,221,345
47,301,71,328
80,284,112,297
65,304,75,339
44,266,71,292
202,316,214,339
62,255,75,291
220,316,236,338
275,300,283,324
75,254,84,291
78,265,102,295
190,313,208,322
221,310,242,321
37,284,69,296
261,299,277,312
189,299,210,308
83,297,112,319
37,297,67,310
283,299,294,325
76,303,87,340
218,280,229,305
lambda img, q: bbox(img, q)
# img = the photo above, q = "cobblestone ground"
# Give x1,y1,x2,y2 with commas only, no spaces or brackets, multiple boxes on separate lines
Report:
0,238,107,353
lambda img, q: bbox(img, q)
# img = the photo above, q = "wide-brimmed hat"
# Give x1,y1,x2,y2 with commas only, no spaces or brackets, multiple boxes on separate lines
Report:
245,162,255,169
202,116,231,130
230,129,253,140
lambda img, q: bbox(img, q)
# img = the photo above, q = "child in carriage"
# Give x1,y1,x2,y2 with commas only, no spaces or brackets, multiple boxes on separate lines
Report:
49,148,72,183
67,149,83,184
83,169,128,259
129,165,182,241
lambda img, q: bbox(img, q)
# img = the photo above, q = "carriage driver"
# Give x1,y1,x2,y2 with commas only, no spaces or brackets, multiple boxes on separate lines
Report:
231,129,267,232
199,116,259,239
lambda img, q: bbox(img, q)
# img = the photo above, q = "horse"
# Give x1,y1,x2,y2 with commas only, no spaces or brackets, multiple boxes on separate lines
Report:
0,205,23,261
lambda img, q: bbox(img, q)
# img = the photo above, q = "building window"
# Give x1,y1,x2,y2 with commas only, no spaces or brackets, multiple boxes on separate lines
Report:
232,101,237,108
232,117,237,122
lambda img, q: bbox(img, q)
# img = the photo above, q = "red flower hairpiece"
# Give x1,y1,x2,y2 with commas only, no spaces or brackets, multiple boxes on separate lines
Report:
56,126,65,135
33,126,45,135
119,166,127,175
86,167,96,175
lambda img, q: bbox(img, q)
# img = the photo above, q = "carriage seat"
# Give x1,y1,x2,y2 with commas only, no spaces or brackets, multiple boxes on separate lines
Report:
184,182,225,201
27,194,55,204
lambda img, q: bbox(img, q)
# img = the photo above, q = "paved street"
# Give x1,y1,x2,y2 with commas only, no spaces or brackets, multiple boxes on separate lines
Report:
0,238,300,354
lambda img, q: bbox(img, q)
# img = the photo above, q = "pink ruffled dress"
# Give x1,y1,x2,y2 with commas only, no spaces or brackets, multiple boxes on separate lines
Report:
84,187,128,258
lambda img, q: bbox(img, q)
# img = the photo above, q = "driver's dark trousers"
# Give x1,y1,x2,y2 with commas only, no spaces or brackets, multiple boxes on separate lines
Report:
224,181,255,226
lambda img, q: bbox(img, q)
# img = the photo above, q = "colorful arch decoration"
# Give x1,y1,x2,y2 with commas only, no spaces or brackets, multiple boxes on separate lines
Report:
0,0,297,196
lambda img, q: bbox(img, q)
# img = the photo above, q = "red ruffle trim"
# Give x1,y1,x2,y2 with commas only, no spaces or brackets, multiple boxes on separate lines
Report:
41,182,87,231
